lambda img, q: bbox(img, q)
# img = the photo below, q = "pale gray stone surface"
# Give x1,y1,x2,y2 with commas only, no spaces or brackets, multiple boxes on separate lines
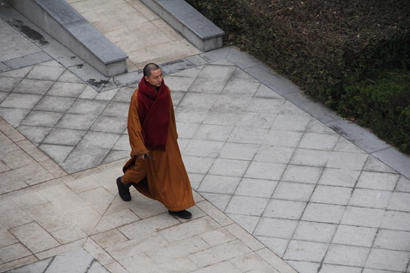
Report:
349,189,392,208
68,100,107,116
0,108,30,127
0,63,8,72
56,113,97,130
1,53,409,272
26,64,65,81
332,225,377,247
226,196,269,216
39,144,73,164
311,185,352,205
324,245,370,267
0,91,8,102
373,229,410,251
235,178,277,198
273,182,315,202
1,6,409,271
10,222,59,253
14,79,55,95
47,82,86,97
302,203,345,224
0,93,42,109
4,52,52,70
365,248,409,272
255,218,298,239
293,222,336,243
17,125,51,144
34,96,76,112
341,207,385,227
380,211,410,231
0,17,41,62
7,258,52,273
284,240,328,262
5,249,109,273
373,147,410,179
319,264,362,273
0,77,21,92
264,199,306,220
21,111,63,127
44,249,102,273
91,115,127,134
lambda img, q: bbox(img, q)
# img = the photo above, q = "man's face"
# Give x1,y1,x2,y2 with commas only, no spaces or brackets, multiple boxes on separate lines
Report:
145,68,163,88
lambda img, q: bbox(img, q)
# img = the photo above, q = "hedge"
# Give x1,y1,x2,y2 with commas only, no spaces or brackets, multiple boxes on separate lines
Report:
186,0,410,153
341,70,410,152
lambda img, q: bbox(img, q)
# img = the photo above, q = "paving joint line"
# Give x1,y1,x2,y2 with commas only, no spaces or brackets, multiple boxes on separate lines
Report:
33,69,83,150
57,95,113,168
41,255,55,273
274,121,324,261
360,173,404,272
1,65,35,103
317,142,370,271
182,64,217,192
84,258,96,273
0,126,66,188
222,151,257,216
15,66,67,141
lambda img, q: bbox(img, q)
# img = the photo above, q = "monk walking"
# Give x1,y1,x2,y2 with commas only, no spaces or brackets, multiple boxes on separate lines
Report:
116,63,195,219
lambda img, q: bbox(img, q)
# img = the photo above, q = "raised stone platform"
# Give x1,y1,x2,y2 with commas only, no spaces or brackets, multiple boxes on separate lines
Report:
140,0,224,52
10,0,128,76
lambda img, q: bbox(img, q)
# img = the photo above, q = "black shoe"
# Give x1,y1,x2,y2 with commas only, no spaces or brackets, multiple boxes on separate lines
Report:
168,210,192,219
116,176,131,201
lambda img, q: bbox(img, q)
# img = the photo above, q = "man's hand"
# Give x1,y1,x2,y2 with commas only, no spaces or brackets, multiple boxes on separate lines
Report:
136,153,154,160
137,153,147,159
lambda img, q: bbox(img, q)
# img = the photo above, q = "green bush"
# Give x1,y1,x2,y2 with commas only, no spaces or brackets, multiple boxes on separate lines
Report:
187,0,410,153
340,70,410,153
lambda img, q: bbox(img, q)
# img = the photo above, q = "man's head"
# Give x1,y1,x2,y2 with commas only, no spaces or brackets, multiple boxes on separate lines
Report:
143,63,163,88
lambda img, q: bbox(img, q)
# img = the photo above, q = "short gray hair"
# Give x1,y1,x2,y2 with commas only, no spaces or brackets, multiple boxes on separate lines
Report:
143,63,160,77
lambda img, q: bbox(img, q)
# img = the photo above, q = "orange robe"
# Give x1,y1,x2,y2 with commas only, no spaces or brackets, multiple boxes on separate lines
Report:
122,89,195,211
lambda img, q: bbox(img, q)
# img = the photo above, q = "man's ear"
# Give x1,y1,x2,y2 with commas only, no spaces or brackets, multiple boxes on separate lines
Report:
144,75,148,82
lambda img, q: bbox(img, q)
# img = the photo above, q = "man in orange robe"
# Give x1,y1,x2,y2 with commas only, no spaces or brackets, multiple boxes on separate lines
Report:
116,63,195,219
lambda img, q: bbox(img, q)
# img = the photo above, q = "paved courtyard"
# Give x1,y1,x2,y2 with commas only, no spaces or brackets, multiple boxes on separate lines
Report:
0,128,287,272
1,1,410,273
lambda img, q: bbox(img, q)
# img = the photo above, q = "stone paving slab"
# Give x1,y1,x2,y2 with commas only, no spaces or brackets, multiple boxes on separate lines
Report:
0,127,291,272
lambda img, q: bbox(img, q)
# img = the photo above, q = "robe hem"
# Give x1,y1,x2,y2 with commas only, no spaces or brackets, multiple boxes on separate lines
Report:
134,185,195,211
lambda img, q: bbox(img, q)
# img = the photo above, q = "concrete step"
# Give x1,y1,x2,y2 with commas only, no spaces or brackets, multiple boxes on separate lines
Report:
10,0,128,76
140,0,224,52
